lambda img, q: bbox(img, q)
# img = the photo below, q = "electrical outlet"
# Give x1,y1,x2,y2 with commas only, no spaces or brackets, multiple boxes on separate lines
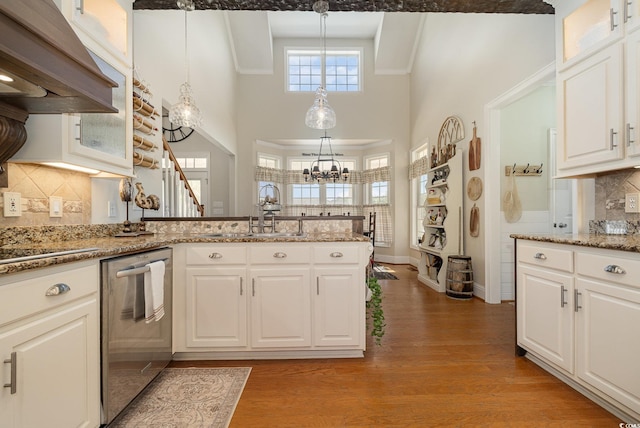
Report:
625,193,640,213
3,192,21,217
49,196,63,218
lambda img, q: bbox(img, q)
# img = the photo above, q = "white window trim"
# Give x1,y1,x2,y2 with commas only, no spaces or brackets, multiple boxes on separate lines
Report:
410,141,429,250
284,47,363,93
364,152,390,205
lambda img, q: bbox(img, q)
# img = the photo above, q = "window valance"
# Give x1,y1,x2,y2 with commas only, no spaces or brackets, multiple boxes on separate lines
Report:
409,156,429,179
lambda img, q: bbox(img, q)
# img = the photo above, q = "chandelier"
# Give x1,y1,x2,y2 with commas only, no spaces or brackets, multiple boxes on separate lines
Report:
169,0,203,128
303,133,349,182
304,0,336,130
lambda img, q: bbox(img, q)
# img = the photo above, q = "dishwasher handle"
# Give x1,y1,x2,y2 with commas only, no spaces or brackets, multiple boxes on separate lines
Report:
115,258,169,278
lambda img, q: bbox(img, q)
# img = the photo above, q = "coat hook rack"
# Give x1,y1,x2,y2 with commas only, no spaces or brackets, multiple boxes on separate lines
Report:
505,163,543,176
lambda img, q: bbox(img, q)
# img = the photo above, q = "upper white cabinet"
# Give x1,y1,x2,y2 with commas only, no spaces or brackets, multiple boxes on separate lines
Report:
557,0,640,176
11,0,134,176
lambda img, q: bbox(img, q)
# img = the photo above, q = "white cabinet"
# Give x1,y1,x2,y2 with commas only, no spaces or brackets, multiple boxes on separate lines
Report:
556,0,640,176
183,245,248,349
173,241,370,359
313,245,364,347
557,43,624,172
0,262,100,428
185,267,247,348
517,264,575,373
249,268,311,348
12,0,133,177
516,240,640,421
418,149,463,293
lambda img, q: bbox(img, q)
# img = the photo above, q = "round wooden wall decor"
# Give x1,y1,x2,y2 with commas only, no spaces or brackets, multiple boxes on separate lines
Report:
466,177,482,201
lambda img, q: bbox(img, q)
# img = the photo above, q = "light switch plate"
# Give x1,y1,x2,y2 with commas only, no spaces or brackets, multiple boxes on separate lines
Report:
625,193,640,213
49,196,63,218
3,192,21,217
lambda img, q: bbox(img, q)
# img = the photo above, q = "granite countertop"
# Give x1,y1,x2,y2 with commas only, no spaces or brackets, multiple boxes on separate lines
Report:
511,233,640,253
0,232,371,276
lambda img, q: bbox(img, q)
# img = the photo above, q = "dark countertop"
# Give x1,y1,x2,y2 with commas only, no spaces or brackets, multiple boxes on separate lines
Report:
511,233,640,253
0,232,371,276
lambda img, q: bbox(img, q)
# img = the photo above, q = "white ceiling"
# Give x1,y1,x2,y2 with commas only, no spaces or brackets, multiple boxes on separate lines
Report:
225,11,425,75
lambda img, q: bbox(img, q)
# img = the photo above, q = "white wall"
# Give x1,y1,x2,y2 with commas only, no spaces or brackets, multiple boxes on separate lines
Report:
133,10,238,157
409,13,556,293
236,37,411,261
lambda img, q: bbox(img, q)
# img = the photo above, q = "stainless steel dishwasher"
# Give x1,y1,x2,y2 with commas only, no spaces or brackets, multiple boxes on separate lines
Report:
100,247,173,425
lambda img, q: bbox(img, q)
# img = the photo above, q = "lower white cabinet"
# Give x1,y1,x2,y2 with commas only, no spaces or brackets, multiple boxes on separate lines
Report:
250,268,311,348
175,242,370,358
314,267,362,347
0,262,100,428
185,267,247,348
516,240,640,422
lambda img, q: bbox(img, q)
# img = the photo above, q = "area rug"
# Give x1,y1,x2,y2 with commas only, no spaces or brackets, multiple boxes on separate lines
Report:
372,263,398,280
110,367,251,428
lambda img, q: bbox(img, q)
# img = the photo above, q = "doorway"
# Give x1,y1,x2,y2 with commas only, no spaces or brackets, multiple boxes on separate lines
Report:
484,63,576,303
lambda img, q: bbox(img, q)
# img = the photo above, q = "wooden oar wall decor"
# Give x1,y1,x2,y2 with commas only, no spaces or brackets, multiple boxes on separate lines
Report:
131,73,161,169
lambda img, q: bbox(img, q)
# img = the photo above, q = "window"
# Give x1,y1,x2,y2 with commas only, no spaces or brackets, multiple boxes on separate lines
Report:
365,154,389,204
287,49,361,92
411,144,430,247
288,158,356,205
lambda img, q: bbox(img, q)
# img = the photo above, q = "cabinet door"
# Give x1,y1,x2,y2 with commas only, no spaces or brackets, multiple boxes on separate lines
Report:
185,268,247,348
517,265,575,373
0,298,99,428
575,278,640,413
250,268,311,348
558,43,624,172
626,30,640,157
313,267,362,347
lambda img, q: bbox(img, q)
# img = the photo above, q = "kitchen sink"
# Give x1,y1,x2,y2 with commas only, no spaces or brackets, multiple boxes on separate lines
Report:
197,232,306,238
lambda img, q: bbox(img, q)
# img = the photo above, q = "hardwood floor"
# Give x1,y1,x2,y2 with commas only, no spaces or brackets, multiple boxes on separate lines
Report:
169,264,620,427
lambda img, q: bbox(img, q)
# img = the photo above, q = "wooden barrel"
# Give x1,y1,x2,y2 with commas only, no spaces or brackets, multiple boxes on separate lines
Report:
446,255,473,299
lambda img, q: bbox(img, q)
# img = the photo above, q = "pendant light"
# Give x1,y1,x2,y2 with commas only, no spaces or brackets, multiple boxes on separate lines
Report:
169,0,203,128
302,131,349,182
305,0,336,130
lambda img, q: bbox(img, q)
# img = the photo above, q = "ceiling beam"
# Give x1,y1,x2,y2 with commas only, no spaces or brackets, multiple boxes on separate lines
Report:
133,0,554,14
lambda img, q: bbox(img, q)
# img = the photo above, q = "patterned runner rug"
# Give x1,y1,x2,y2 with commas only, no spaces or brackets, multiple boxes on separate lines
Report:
110,367,251,428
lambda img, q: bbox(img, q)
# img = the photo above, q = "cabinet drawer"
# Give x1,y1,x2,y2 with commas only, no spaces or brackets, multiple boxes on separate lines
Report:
313,246,359,264
0,262,98,327
250,245,311,264
576,250,640,289
517,241,573,273
186,246,247,265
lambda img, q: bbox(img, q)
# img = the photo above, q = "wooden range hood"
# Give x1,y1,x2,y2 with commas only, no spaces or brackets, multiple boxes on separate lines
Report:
0,0,117,168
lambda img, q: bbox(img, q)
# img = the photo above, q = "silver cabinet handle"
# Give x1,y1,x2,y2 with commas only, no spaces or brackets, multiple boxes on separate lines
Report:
560,285,567,308
330,252,343,258
76,0,84,13
604,264,626,274
209,252,223,259
611,128,618,149
533,253,547,260
317,277,320,295
240,277,243,296
252,278,255,296
273,252,287,258
611,7,619,30
625,0,632,22
574,290,582,312
4,352,16,394
627,123,635,146
45,283,70,296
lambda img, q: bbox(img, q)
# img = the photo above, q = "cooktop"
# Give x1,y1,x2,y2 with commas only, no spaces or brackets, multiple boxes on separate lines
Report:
0,247,99,265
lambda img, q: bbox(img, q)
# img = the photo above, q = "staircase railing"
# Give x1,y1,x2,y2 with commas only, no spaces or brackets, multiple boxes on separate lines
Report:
161,136,205,217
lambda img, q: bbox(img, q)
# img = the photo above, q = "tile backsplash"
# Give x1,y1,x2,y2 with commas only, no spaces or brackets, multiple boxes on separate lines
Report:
0,163,91,226
595,168,640,221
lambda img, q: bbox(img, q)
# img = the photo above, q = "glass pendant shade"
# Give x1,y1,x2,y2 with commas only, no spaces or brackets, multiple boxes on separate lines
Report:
305,87,336,129
169,82,202,128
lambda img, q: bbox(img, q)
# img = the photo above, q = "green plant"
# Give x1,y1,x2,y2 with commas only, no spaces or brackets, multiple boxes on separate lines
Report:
366,276,385,345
